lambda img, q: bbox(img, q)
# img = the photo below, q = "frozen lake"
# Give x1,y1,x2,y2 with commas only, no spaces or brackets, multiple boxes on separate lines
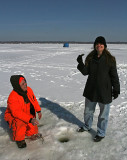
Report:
0,43,127,160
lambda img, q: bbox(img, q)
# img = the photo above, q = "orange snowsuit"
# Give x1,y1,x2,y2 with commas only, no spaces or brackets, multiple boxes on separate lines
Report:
4,86,41,141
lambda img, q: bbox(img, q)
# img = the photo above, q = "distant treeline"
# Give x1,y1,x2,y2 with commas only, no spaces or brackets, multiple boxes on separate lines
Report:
0,41,127,44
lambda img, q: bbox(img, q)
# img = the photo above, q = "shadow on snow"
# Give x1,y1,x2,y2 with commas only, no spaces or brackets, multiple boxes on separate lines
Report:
0,107,12,140
39,97,96,137
39,97,84,127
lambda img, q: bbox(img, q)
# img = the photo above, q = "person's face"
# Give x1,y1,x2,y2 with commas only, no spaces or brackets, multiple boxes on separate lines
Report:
95,43,105,53
20,79,27,91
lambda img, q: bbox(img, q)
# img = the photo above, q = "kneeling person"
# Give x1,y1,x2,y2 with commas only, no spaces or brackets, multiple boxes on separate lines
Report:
4,75,42,148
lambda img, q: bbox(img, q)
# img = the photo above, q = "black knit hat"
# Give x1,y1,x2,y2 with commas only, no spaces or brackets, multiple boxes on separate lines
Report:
94,36,107,48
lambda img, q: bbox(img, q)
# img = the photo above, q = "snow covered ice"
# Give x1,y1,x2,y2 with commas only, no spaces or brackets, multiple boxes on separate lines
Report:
0,43,127,160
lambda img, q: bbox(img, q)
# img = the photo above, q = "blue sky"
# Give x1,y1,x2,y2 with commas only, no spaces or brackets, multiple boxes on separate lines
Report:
0,0,127,42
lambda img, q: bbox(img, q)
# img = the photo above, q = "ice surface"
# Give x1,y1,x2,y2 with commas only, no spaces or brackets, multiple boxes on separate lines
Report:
0,44,127,160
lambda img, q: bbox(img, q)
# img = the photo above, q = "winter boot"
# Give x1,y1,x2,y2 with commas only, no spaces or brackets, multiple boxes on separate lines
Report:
93,135,105,142
16,140,27,148
77,127,90,132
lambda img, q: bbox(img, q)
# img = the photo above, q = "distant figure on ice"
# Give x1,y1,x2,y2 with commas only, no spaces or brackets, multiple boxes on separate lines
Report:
77,36,120,142
4,75,42,148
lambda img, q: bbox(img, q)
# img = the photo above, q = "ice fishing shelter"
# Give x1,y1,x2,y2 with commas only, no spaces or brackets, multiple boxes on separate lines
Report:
63,43,69,47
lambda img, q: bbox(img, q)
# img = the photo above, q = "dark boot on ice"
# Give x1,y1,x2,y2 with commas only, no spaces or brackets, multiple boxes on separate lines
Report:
16,140,27,148
93,135,105,142
77,127,90,132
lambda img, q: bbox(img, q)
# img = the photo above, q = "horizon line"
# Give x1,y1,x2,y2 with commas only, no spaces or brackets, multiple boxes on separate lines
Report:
0,41,127,44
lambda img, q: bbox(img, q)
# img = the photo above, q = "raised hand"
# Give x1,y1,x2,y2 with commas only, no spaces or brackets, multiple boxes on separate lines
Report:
77,54,84,64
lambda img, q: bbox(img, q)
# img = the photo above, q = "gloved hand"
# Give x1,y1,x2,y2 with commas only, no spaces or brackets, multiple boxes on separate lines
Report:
112,91,119,100
77,54,84,64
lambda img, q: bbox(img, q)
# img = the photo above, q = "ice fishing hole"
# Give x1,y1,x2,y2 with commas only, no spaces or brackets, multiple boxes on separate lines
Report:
58,137,70,143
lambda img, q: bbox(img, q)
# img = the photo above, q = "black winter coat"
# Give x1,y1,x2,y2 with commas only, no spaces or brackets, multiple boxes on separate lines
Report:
77,52,120,104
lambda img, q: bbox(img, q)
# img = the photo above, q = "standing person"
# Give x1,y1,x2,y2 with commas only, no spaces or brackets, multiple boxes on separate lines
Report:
4,75,42,148
77,36,120,142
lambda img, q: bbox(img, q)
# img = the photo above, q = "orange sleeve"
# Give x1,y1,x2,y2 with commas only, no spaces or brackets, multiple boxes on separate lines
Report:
4,107,14,128
8,95,33,123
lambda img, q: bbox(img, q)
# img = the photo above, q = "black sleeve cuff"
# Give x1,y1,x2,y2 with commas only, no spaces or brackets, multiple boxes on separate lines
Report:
29,118,32,123
37,111,41,113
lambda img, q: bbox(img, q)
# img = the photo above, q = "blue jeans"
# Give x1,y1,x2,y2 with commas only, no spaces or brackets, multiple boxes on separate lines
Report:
83,98,110,137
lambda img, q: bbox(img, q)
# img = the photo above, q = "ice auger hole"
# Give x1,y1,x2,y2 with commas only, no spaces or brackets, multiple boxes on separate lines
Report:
58,136,70,143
